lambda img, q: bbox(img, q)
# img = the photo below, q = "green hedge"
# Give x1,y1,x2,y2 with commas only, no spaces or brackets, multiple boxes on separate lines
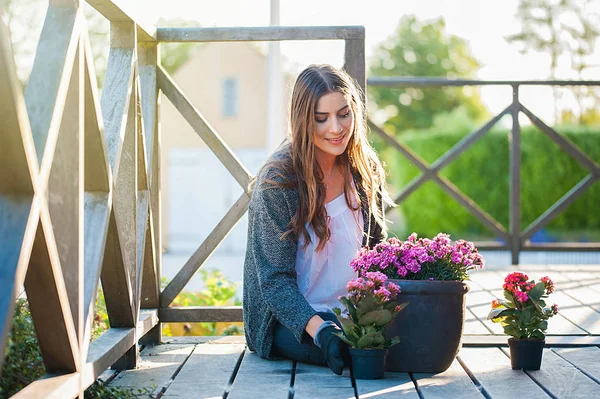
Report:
383,125,600,241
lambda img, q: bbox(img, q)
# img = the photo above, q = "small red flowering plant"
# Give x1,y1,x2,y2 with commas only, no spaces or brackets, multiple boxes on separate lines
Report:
487,272,559,341
350,233,484,281
332,272,408,349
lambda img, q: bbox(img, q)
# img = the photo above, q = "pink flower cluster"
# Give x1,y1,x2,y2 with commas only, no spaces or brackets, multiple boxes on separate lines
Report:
503,272,530,302
345,272,400,304
503,272,557,304
349,232,484,279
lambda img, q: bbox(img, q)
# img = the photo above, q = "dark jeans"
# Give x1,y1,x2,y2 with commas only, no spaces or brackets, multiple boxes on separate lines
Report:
272,311,340,366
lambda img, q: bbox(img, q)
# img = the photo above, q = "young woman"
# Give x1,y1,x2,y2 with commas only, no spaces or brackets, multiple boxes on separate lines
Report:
243,64,392,375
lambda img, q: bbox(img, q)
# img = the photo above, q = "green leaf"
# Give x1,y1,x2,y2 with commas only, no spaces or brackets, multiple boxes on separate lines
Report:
504,325,520,337
520,306,534,324
503,290,516,307
488,307,511,321
372,333,385,348
359,309,392,326
335,332,356,347
337,316,355,337
332,307,341,316
357,333,375,349
339,296,358,322
539,320,548,331
396,301,409,313
386,336,400,348
530,330,545,341
529,282,545,302
356,295,376,319
538,300,546,308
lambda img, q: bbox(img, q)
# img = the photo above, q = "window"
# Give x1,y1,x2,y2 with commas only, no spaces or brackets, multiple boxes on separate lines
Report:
222,77,238,117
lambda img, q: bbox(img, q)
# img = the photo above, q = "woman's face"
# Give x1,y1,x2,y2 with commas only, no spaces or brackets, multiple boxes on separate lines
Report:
312,91,354,160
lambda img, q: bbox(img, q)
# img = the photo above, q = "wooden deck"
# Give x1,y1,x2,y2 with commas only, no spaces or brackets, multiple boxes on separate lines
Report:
105,266,600,398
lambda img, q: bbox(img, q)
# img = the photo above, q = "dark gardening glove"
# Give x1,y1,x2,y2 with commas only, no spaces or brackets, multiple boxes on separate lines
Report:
314,321,348,375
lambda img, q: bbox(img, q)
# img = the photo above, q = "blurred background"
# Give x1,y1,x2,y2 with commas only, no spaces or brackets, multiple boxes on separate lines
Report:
3,0,599,320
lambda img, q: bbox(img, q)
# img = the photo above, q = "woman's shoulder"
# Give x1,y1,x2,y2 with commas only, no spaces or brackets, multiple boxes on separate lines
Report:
255,144,295,189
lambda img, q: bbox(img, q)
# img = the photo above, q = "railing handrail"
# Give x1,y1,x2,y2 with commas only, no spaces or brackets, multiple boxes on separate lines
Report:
156,25,365,42
368,76,600,87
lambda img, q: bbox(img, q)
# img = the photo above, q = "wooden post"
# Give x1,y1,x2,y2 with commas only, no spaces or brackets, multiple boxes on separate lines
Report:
100,19,139,369
510,85,521,265
138,43,161,344
343,33,366,102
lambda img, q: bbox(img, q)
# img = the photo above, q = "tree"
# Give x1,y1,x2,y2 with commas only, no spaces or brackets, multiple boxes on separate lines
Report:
368,15,488,136
507,0,600,124
0,0,46,84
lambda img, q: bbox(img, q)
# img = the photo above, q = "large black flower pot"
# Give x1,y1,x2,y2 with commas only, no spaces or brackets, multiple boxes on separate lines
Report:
385,280,470,372
349,348,386,380
508,338,545,370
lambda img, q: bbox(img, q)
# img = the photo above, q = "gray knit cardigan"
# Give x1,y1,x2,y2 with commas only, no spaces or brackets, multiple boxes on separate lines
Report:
243,148,385,359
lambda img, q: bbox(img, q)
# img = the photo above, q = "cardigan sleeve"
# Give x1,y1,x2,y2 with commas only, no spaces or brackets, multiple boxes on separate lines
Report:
248,183,317,343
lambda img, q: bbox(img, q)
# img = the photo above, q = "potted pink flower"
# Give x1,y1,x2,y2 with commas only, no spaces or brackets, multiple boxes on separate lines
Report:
333,272,407,379
487,272,559,370
350,233,484,372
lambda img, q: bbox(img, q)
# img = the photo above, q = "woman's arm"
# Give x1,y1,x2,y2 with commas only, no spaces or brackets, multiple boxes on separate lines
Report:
305,315,325,338
248,182,318,342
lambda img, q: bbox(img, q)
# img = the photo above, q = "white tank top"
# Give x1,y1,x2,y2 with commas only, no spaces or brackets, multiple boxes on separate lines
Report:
295,190,364,312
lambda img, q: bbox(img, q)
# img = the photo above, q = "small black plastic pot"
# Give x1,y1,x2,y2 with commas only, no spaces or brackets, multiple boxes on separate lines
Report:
349,348,386,380
508,338,545,370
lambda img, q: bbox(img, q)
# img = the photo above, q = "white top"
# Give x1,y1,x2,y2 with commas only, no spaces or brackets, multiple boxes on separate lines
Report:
295,190,364,312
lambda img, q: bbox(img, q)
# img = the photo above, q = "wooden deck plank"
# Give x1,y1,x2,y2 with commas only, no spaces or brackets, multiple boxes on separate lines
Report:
552,347,600,384
293,362,354,399
560,271,599,282
502,348,600,398
563,286,600,313
458,347,551,398
227,351,292,399
163,343,245,398
354,371,419,398
466,290,505,335
108,343,195,397
412,358,481,399
551,291,600,334
468,271,503,291
162,335,246,345
589,283,600,294
463,308,493,335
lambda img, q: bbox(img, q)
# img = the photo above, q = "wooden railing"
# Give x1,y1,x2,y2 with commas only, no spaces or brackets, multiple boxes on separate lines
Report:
0,0,156,397
367,77,600,264
0,1,366,397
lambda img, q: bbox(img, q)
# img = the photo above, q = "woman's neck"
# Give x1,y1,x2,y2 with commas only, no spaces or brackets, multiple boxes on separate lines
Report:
315,152,337,176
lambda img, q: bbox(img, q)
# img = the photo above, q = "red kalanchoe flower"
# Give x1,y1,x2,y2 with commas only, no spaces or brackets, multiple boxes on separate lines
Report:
541,276,555,294
491,299,501,308
503,272,529,292
514,290,529,303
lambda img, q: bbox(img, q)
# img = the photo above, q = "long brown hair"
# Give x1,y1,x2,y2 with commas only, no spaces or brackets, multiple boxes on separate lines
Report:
258,64,392,250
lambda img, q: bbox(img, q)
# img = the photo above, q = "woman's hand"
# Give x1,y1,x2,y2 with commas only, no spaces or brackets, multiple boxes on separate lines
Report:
313,320,349,375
